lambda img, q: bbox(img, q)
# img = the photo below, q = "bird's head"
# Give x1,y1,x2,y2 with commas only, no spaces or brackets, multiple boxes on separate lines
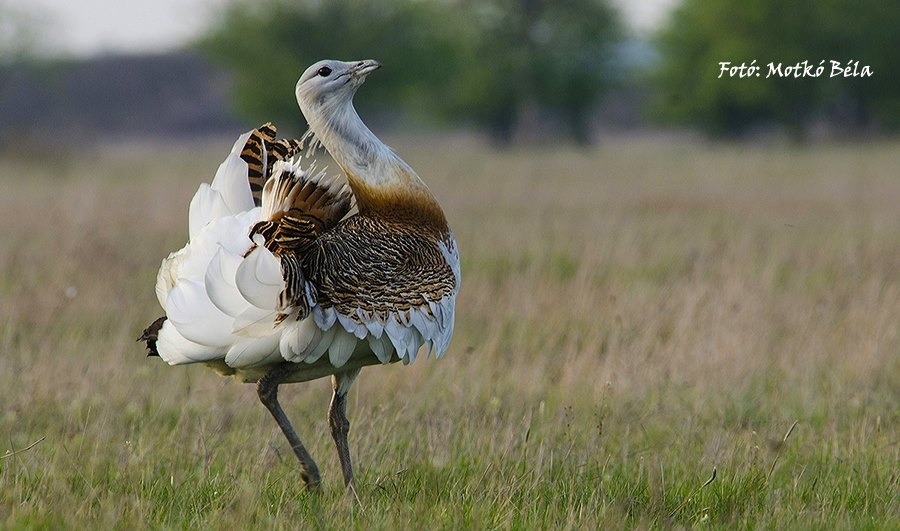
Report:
295,59,381,118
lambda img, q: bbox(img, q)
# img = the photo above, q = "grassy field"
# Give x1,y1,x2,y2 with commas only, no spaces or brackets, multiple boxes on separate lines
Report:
0,134,897,528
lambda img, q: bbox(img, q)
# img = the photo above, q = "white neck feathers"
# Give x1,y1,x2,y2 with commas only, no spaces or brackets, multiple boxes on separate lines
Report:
303,99,448,230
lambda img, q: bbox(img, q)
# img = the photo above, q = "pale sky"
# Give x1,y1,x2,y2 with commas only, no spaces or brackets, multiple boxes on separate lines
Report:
9,0,677,57
13,0,230,56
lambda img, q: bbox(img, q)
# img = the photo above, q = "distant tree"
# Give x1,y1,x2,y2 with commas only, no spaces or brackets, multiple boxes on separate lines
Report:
0,4,43,65
652,0,900,137
198,0,623,144
443,0,623,144
197,0,461,134
835,0,900,131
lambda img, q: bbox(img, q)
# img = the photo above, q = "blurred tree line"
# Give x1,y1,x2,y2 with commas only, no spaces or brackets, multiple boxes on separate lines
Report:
201,0,897,141
652,0,900,138
4,0,894,142
197,0,622,144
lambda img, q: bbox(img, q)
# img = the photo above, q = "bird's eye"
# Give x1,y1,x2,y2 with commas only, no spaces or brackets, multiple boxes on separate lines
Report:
317,66,332,77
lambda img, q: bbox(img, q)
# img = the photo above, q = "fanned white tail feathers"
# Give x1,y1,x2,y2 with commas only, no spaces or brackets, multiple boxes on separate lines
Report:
187,132,255,241
155,131,286,366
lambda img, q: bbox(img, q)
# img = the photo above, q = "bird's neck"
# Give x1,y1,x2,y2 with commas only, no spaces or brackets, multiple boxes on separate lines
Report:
308,102,449,233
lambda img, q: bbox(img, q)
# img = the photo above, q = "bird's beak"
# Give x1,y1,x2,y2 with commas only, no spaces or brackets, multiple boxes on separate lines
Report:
350,60,382,80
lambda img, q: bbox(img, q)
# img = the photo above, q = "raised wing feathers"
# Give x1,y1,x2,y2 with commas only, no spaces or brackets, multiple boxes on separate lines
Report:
247,160,353,322
240,122,303,206
255,162,353,252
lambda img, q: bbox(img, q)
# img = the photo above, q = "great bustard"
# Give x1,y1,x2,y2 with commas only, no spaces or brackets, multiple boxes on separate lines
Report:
139,59,460,491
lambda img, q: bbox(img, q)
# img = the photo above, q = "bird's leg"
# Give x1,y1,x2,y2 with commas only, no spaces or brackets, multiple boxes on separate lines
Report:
329,368,361,490
257,363,321,490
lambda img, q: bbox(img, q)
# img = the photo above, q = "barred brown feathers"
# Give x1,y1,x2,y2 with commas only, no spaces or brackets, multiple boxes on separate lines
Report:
306,216,456,323
240,122,303,206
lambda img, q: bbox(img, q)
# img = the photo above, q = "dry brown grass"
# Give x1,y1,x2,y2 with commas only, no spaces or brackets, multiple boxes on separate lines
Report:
0,135,897,527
